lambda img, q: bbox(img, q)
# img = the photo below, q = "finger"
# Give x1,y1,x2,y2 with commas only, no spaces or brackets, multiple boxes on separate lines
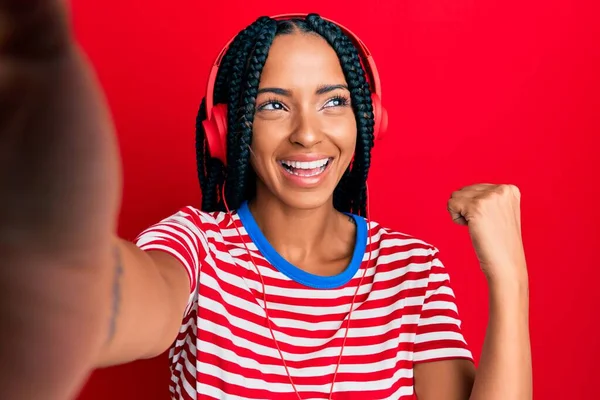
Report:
448,187,477,225
447,197,469,225
469,183,496,191
447,186,494,221
452,183,496,197
0,0,72,60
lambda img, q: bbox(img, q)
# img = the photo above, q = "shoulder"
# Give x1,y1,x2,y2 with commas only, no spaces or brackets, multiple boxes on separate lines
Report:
366,218,440,260
364,218,449,286
170,206,233,228
366,220,459,307
135,205,237,243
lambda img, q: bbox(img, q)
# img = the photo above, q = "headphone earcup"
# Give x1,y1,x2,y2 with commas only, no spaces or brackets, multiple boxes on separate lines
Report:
370,93,388,141
202,103,229,165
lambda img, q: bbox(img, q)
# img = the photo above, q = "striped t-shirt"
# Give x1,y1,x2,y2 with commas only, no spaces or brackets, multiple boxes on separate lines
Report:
135,201,473,399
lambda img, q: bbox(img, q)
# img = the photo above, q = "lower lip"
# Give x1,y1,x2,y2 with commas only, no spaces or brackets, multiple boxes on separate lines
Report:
279,160,333,188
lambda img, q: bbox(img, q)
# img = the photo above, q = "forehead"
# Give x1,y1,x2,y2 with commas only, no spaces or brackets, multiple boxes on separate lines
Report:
258,33,347,88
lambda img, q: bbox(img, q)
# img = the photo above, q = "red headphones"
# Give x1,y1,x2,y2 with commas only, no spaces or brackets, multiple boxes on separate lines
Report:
201,13,388,166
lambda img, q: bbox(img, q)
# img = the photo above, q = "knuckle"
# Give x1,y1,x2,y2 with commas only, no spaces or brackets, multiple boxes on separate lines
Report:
494,185,509,195
508,184,521,198
496,184,521,200
489,184,511,200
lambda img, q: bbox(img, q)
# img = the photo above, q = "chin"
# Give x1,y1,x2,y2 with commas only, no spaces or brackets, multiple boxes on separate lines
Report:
277,189,335,211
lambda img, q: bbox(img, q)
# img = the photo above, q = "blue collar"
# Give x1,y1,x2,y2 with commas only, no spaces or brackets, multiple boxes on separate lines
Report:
236,201,367,289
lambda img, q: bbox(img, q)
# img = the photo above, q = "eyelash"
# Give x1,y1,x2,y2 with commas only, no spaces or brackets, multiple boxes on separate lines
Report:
257,95,351,111
326,95,351,108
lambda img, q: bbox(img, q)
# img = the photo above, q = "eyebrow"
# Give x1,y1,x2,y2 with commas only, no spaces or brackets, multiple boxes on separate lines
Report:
316,84,349,95
256,84,349,97
257,87,292,96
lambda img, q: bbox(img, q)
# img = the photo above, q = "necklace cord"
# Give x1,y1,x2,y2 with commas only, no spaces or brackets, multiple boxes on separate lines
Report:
220,184,373,400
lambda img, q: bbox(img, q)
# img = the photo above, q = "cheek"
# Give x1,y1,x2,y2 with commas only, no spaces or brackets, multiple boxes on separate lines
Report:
249,124,279,169
329,117,358,156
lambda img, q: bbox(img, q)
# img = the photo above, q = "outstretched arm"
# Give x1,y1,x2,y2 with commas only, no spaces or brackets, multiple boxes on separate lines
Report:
0,2,191,398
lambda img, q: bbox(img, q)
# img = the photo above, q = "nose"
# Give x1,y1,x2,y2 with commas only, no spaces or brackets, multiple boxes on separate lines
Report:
288,111,323,148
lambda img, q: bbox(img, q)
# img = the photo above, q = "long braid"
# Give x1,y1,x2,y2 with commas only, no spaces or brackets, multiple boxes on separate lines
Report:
195,17,275,211
305,14,375,216
196,14,375,215
226,17,273,122
333,168,353,212
225,19,278,209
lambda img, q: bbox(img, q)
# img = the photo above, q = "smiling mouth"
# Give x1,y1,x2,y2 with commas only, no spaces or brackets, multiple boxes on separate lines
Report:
278,158,333,177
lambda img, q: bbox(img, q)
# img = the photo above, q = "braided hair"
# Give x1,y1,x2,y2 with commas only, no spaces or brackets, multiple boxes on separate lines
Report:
195,14,375,216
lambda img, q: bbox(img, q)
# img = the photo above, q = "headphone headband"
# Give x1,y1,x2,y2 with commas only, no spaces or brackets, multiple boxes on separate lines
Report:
204,13,382,115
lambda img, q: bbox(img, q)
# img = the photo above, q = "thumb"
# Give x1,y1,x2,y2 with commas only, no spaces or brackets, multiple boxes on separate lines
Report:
1,0,73,60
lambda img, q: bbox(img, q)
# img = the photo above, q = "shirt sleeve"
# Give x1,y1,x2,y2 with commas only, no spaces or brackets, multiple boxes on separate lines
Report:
413,251,473,363
134,206,209,312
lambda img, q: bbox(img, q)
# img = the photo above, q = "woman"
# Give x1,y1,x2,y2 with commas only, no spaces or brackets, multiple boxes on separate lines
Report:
0,4,531,400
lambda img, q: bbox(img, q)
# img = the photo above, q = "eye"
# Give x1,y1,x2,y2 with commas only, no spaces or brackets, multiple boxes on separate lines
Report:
258,99,286,112
323,95,351,109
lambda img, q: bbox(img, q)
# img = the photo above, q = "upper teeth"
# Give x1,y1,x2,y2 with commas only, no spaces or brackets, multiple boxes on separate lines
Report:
281,159,329,169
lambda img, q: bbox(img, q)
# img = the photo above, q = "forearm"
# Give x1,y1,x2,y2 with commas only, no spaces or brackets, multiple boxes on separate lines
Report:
95,238,188,367
470,271,532,400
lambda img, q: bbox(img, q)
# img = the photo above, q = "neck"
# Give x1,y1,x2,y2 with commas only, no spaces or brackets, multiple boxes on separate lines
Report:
247,190,350,273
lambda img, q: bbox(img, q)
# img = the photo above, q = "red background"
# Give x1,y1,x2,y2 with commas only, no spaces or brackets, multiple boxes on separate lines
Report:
72,0,599,398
